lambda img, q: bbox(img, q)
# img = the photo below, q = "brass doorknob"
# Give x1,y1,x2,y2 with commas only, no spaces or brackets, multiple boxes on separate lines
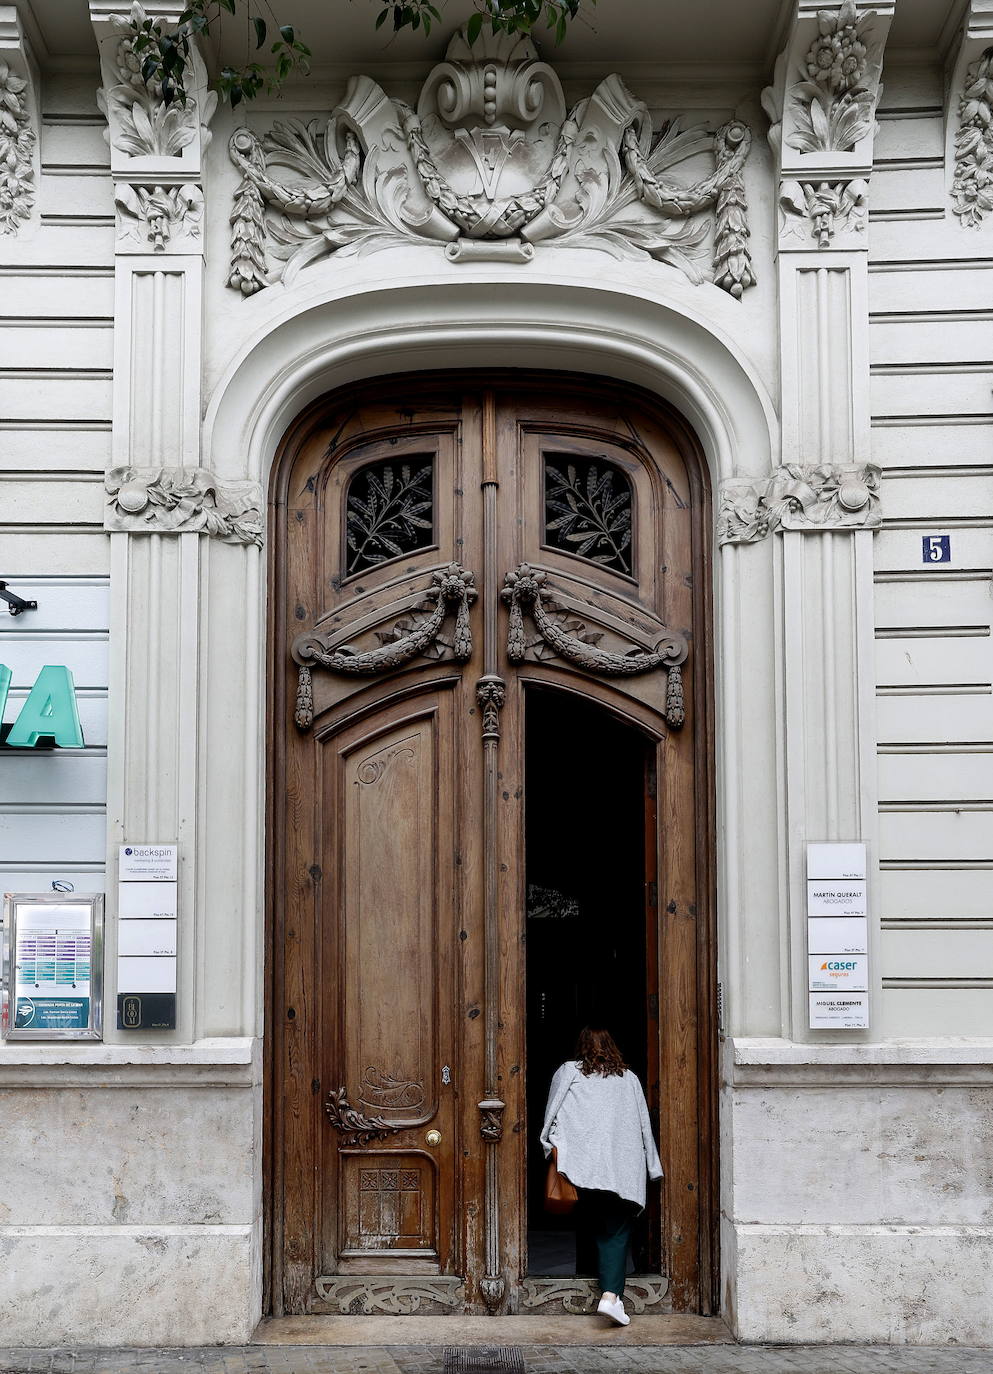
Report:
425,1129,442,1146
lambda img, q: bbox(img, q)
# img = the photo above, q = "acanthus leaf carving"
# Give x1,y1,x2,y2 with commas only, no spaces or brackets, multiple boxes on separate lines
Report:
114,182,204,251
952,45,993,227
717,463,882,545
105,466,264,545
500,563,688,729
227,26,755,298
324,1086,399,1147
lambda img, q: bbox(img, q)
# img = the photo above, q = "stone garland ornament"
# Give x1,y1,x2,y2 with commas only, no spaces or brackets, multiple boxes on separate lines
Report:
105,467,264,545
114,182,204,251
716,463,882,545
0,58,35,235
292,563,477,730
227,26,755,298
501,563,687,729
99,3,216,158
951,46,993,227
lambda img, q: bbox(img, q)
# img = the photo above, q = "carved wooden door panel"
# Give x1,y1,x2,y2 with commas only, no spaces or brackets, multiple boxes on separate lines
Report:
269,375,715,1318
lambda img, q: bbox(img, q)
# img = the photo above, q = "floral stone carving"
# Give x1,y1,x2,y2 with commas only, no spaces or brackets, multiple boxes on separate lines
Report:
0,58,35,235
105,467,264,545
227,26,755,298
785,1,879,156
717,463,882,544
952,46,993,227
98,4,216,160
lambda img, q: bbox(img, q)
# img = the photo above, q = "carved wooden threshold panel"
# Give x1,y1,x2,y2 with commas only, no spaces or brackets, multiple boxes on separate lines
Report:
521,1275,670,1314
501,563,688,728
292,562,477,729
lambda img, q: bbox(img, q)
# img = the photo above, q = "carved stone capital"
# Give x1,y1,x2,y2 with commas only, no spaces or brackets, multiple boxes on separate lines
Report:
0,6,39,237
717,463,882,544
226,24,755,299
763,1,893,250
114,181,204,252
90,2,217,181
947,2,993,228
105,466,264,545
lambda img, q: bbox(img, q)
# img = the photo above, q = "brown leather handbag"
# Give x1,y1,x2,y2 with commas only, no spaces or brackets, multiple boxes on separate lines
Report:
544,1147,578,1215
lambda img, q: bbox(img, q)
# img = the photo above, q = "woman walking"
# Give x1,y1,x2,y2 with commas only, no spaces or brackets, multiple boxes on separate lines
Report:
540,1026,663,1327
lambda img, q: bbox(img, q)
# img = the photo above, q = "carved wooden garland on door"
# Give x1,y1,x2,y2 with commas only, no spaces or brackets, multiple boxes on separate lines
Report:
501,563,688,729
291,562,477,730
292,560,689,731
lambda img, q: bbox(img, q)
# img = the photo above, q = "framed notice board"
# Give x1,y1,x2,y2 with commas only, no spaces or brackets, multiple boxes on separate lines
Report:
2,893,104,1040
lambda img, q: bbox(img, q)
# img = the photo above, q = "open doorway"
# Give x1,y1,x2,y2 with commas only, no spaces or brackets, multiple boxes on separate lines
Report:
524,686,659,1281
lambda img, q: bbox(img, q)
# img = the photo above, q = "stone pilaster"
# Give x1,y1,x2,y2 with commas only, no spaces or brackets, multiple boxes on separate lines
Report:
91,2,225,1039
757,0,894,1038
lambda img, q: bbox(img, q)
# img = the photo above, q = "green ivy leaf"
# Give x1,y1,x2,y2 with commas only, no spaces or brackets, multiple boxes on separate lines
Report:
466,11,483,42
253,16,266,48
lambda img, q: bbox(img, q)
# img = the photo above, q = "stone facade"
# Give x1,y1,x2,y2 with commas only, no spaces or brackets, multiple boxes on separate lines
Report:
1,0,991,1348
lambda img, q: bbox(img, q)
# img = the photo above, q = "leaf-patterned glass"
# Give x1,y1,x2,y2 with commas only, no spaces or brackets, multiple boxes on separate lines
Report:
543,455,633,576
345,456,434,576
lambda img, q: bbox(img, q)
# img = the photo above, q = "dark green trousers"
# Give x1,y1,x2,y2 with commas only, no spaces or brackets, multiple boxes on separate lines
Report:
575,1188,637,1296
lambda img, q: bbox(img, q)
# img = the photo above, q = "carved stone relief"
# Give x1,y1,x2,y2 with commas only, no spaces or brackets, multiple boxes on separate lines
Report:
763,2,891,251
0,10,38,238
952,45,993,227
227,26,755,297
96,4,216,168
114,182,204,252
779,177,867,247
105,466,264,544
717,463,882,544
0,57,35,235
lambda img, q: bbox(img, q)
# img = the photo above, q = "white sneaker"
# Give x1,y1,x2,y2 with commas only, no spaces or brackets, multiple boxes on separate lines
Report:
597,1294,630,1326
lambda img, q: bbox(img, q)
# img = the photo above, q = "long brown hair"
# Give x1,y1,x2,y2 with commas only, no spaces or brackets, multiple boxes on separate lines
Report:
575,1026,627,1078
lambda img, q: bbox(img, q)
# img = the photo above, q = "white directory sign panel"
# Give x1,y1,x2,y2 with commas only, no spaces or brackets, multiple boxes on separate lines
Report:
809,992,869,1029
808,954,869,993
808,917,868,954
118,881,178,921
807,880,867,917
118,920,177,958
807,842,866,881
119,844,177,882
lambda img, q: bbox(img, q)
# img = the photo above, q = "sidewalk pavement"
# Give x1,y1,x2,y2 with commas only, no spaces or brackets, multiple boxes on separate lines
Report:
1,1346,992,1374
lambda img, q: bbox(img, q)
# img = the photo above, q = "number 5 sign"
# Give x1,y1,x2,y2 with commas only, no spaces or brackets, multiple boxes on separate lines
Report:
923,535,951,564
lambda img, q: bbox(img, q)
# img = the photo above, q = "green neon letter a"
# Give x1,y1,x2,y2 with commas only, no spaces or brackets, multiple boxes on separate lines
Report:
6,665,84,748
0,664,10,721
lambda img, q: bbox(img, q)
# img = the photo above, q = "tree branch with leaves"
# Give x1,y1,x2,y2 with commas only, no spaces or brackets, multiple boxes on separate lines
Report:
127,0,593,108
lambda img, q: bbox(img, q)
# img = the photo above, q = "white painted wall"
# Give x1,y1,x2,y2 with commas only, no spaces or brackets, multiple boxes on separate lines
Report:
868,67,993,1037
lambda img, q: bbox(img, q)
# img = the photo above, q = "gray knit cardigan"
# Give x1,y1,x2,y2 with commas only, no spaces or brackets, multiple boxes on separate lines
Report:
539,1060,664,1209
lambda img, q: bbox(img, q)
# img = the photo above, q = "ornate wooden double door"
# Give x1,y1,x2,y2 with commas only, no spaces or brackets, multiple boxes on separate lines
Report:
268,374,716,1317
